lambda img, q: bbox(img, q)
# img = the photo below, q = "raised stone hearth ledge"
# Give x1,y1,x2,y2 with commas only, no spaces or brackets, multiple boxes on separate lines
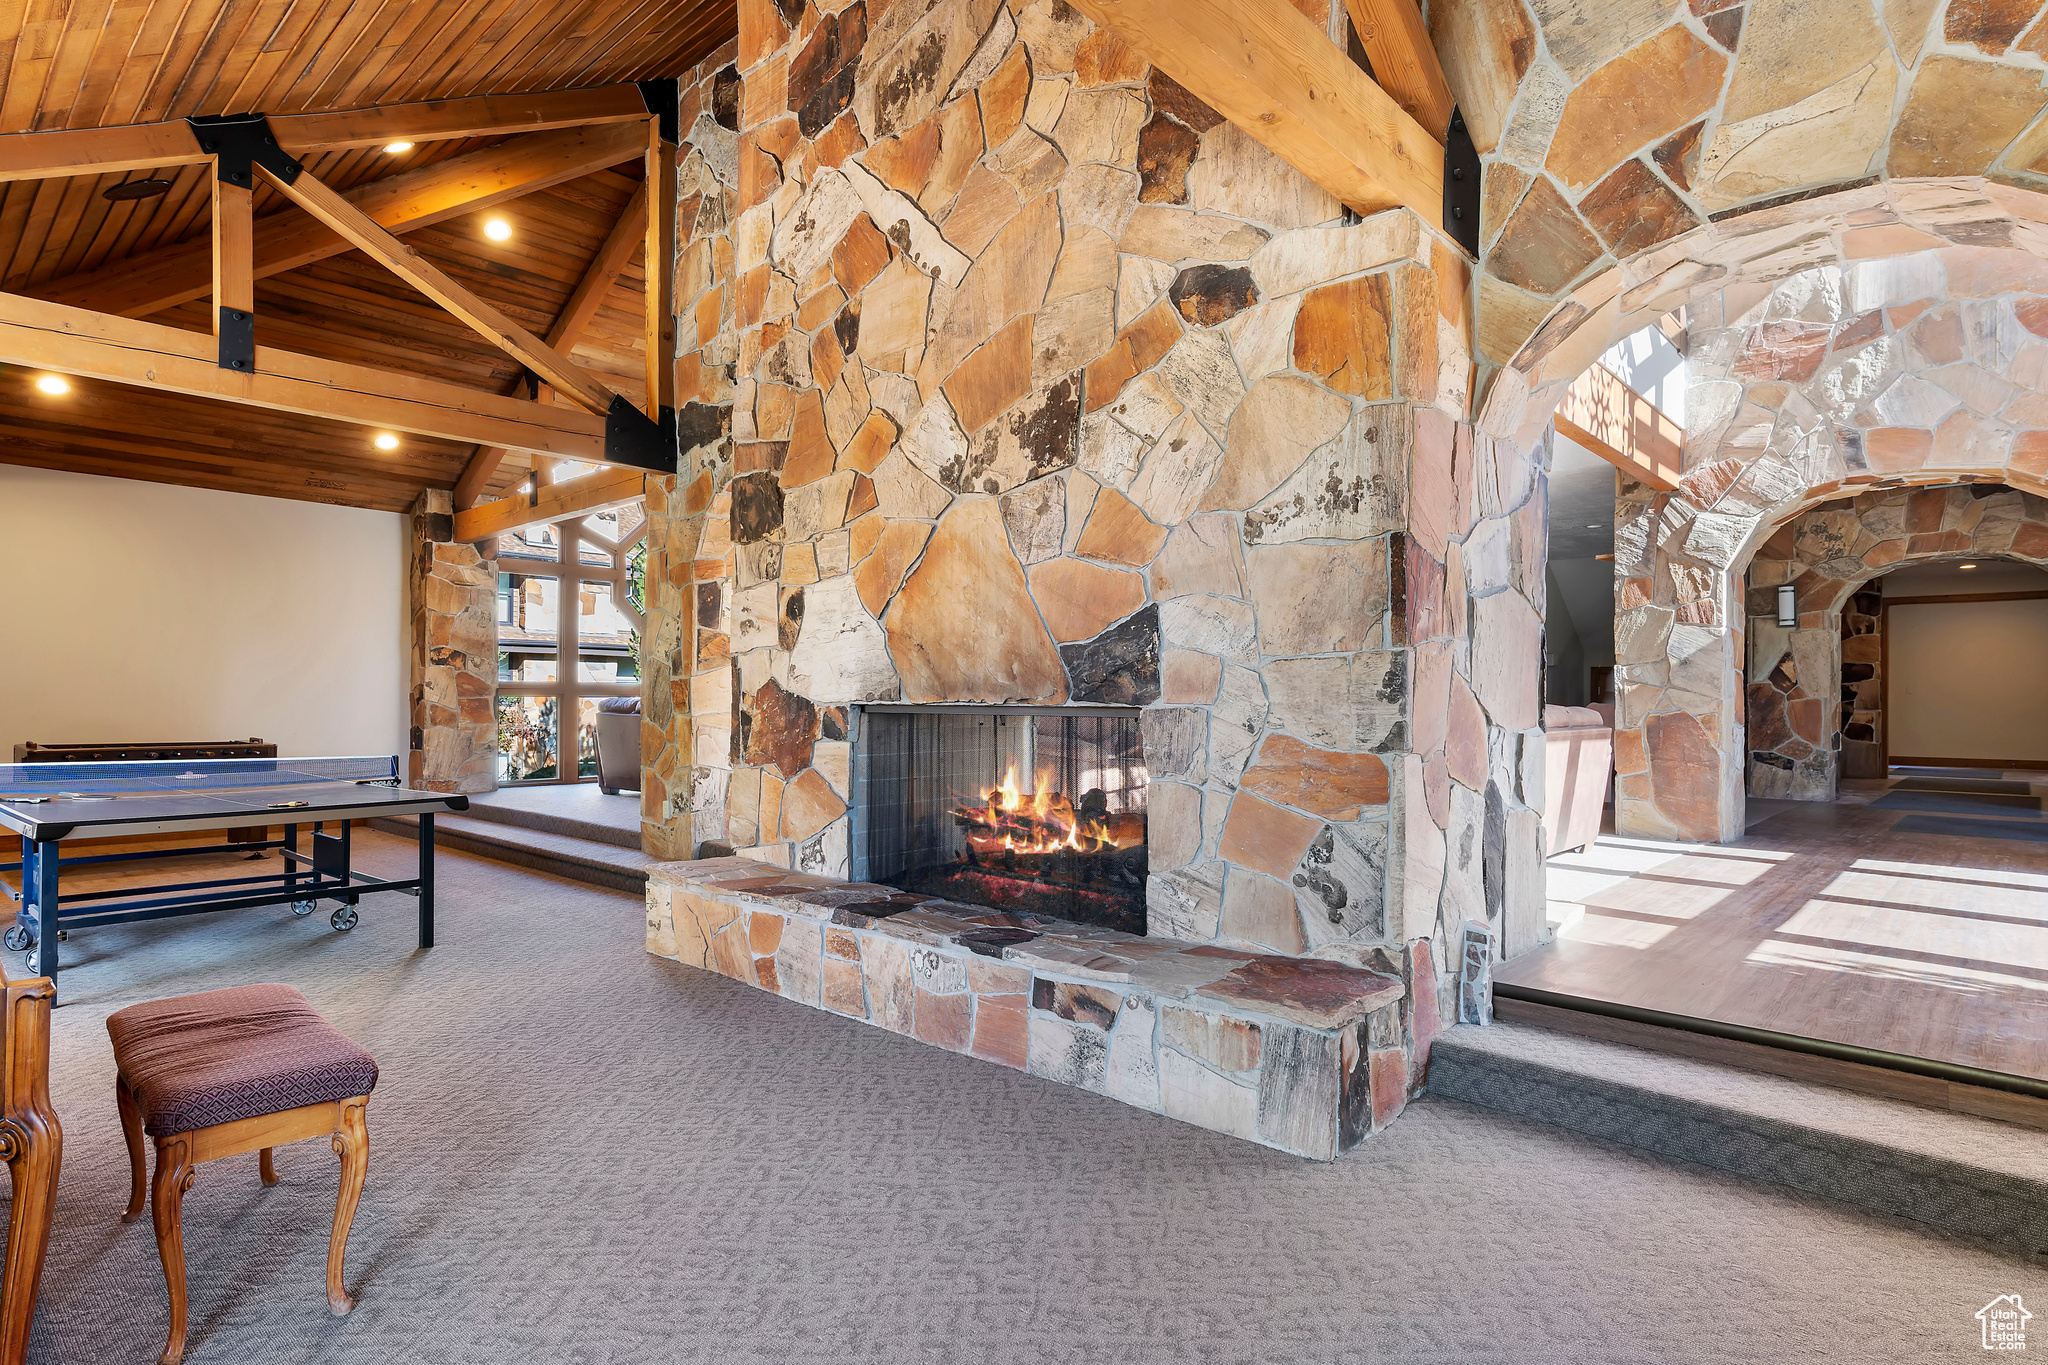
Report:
648,858,1434,1160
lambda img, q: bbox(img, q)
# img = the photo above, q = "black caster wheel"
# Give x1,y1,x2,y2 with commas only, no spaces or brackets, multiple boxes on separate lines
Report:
4,925,32,951
601,786,618,796
330,906,359,932
24,951,37,974
291,899,318,917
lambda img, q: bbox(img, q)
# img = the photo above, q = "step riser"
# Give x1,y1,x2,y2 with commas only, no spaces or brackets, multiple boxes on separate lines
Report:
457,804,642,850
1428,1042,2048,1254
371,818,647,894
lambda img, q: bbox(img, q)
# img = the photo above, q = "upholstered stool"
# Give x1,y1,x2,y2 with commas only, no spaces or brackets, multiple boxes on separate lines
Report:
106,984,378,1365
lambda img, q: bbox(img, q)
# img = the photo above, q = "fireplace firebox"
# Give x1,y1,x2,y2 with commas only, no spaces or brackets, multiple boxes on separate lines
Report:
852,707,1148,933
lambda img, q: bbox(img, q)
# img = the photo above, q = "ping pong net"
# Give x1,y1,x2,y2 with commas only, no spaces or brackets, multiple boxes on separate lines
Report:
0,755,400,800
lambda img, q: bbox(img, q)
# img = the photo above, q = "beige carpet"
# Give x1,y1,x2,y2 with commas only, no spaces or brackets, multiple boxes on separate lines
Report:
12,832,2040,1363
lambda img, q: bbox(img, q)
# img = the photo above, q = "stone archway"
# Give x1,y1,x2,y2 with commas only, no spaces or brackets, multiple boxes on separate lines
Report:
1744,483,2048,799
1434,0,2048,413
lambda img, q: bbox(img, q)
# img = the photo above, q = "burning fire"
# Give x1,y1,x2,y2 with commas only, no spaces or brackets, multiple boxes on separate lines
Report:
952,765,1140,857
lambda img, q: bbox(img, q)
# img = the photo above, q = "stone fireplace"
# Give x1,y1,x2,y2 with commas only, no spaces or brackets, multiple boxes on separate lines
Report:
636,0,1553,1159
852,705,1148,932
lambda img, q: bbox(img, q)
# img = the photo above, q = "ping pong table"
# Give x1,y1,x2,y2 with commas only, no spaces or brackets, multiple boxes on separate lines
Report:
0,755,468,997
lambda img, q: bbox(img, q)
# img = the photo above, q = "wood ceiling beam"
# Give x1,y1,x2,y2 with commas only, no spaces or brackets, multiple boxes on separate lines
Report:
453,179,649,508
0,122,210,184
0,290,608,459
1342,0,1454,142
261,162,621,416
453,464,646,543
0,85,650,184
267,85,653,153
33,122,647,319
643,114,677,421
1064,0,1444,223
1554,361,1681,492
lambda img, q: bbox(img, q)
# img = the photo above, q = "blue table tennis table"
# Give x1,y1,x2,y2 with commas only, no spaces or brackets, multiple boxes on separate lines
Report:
0,755,468,998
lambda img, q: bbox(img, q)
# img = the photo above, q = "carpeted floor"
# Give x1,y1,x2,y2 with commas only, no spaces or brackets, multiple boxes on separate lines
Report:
13,832,2042,1364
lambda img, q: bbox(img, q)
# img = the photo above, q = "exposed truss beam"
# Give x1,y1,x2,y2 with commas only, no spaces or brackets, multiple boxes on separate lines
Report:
453,180,650,508
0,291,606,459
453,465,646,543
1342,0,1454,141
1066,0,1443,224
643,106,678,422
268,86,653,154
262,161,620,416
34,122,647,319
0,85,652,184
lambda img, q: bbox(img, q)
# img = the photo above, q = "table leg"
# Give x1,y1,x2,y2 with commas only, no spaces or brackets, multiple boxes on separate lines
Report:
417,814,435,950
284,823,300,904
31,845,56,998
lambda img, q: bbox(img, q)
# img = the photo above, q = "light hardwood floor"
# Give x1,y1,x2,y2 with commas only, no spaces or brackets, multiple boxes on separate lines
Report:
1498,774,2048,1083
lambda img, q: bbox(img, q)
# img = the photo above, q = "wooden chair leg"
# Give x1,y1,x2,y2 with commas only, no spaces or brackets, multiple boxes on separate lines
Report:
117,1080,146,1223
150,1136,195,1365
0,1095,61,1365
258,1148,277,1187
326,1099,368,1316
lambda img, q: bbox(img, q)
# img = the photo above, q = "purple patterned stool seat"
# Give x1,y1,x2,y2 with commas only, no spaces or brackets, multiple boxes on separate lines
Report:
107,984,378,1138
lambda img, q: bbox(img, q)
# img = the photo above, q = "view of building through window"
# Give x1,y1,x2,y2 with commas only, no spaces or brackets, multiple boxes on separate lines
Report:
494,494,646,783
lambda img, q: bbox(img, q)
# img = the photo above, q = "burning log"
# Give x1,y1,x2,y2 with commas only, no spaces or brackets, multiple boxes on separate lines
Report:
949,765,1142,861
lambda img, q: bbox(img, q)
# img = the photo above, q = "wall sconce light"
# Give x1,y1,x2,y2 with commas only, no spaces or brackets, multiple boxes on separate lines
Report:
1775,583,1797,627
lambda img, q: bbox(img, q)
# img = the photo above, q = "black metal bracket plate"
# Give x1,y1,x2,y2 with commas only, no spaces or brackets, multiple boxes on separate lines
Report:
217,304,254,373
1442,107,1480,257
603,395,678,473
185,112,303,188
636,78,680,145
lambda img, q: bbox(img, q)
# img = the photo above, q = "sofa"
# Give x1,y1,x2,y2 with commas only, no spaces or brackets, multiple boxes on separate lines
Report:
594,696,642,796
1544,704,1612,855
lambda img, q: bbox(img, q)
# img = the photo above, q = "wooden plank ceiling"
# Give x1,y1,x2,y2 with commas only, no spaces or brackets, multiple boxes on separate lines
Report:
0,0,734,513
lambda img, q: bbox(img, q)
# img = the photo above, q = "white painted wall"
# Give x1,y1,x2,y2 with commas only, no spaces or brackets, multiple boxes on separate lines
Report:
1887,596,2048,763
0,466,407,761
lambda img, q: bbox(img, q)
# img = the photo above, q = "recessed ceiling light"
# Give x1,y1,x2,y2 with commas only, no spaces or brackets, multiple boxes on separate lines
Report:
33,374,69,396
1585,524,1600,530
383,141,414,154
1960,562,1977,570
103,178,173,202
483,217,512,242
373,432,400,451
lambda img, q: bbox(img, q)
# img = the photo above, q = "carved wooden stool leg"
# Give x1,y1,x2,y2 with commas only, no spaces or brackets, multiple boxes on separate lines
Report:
150,1136,195,1365
258,1148,277,1187
326,1099,368,1316
117,1080,146,1223
0,1089,61,1365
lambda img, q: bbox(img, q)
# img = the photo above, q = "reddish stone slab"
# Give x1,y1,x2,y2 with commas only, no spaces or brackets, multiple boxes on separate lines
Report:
1195,957,1403,1031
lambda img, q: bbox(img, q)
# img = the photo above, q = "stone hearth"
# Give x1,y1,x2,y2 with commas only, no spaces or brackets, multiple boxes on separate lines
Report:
648,857,1428,1160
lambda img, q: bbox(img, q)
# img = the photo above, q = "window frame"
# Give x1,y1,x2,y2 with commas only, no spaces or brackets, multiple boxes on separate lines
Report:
494,506,647,785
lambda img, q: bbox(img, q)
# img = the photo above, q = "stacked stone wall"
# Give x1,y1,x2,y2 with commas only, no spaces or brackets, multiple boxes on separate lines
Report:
407,488,498,794
650,0,1557,1048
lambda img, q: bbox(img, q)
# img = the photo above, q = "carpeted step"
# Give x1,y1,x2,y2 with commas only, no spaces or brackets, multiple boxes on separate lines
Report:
1426,1022,2048,1254
455,794,643,849
371,813,657,894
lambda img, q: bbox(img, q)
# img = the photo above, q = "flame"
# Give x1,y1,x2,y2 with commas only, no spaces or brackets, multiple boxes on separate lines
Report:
952,764,1138,857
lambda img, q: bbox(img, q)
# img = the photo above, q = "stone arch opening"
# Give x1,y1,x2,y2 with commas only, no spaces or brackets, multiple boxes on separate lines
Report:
1465,178,2048,842
1743,482,2048,799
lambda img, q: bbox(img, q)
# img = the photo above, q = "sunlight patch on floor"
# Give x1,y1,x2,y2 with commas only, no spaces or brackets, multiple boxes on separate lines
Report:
1774,899,2048,973
1852,858,2048,891
1822,870,2048,923
1747,938,2043,996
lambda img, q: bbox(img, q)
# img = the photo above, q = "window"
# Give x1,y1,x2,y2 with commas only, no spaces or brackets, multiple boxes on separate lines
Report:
493,494,646,784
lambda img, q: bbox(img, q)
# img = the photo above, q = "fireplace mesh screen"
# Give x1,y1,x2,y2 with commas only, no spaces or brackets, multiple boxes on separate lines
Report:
855,708,1148,933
